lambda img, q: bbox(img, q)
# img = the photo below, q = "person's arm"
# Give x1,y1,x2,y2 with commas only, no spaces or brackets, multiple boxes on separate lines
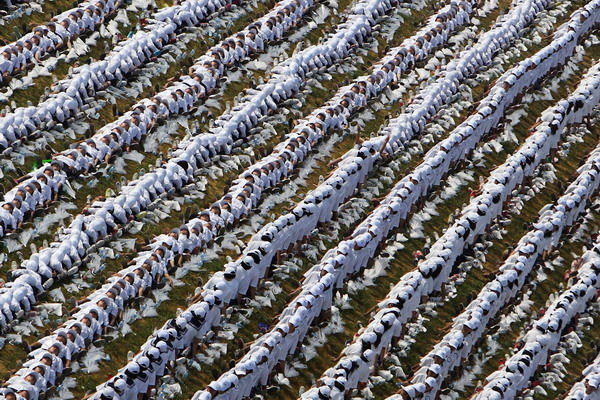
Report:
288,286,302,296
355,126,363,145
81,392,94,400
327,157,343,167
530,120,542,130
378,135,391,157
164,270,174,287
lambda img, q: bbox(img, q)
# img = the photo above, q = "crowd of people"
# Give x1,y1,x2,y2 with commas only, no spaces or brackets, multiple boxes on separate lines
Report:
229,0,558,292
0,0,120,82
403,63,600,398
0,0,237,152
0,0,387,336
0,0,325,331
181,3,599,399
0,0,313,234
78,1,481,398
0,0,39,12
0,0,394,241
0,0,598,393
295,1,600,397
565,351,600,399
0,0,398,336
0,0,399,397
475,240,600,399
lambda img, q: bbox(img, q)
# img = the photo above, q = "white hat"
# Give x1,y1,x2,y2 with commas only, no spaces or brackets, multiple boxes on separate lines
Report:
428,363,442,375
425,376,437,388
413,383,426,393
113,378,127,392
264,336,278,347
99,388,116,399
208,380,225,391
363,349,375,361
362,332,377,344
464,318,480,330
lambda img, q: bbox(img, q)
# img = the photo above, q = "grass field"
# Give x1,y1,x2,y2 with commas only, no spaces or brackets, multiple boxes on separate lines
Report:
0,0,599,398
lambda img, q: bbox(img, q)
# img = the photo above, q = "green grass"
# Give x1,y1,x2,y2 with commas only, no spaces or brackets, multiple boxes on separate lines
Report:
375,58,600,399
262,1,599,398
65,1,451,396
1,0,598,398
0,0,384,387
